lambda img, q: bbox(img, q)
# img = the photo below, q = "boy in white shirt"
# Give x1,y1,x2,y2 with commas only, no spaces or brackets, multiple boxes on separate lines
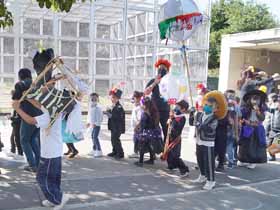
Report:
12,99,69,210
87,93,103,157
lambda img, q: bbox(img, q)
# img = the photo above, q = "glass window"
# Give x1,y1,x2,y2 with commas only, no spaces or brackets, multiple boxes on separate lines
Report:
95,80,109,96
135,80,143,91
135,57,144,76
79,42,89,57
111,60,122,76
3,77,14,85
136,46,145,56
43,19,53,35
63,59,76,70
96,60,109,75
4,38,14,54
136,35,145,42
96,24,110,39
23,57,34,71
127,45,135,57
61,41,77,57
128,17,135,36
61,21,77,37
79,22,89,37
147,12,154,32
23,18,40,35
126,58,134,77
23,39,40,55
3,56,14,73
137,13,146,34
79,59,89,74
96,44,109,58
111,24,118,40
146,56,154,77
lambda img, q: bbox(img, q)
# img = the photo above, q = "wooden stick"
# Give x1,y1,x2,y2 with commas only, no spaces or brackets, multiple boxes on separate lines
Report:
181,43,194,107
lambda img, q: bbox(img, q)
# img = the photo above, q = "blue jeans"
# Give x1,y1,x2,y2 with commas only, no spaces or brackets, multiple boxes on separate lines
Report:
226,131,235,165
92,126,101,151
36,157,62,205
20,120,40,168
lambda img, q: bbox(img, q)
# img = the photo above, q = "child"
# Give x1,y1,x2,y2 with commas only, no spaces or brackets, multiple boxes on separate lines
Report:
12,99,69,209
134,97,163,167
165,99,189,177
106,88,125,159
193,96,219,190
225,90,239,168
87,93,103,157
129,91,143,158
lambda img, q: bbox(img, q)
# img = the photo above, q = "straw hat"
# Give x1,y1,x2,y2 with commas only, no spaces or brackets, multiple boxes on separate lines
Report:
202,90,228,120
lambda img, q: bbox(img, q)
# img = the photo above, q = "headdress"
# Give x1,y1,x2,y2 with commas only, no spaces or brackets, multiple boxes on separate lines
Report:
155,59,171,70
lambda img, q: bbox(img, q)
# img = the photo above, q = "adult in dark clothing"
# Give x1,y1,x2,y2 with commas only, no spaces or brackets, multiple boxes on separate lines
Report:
10,109,23,155
166,100,189,177
106,88,125,159
215,117,229,171
144,59,171,143
12,68,42,172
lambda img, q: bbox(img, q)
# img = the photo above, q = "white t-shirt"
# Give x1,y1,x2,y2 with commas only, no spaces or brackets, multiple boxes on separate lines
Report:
35,109,63,158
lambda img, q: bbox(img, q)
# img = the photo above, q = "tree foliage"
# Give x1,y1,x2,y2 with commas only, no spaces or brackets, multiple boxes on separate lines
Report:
0,1,13,28
209,0,278,69
0,0,89,28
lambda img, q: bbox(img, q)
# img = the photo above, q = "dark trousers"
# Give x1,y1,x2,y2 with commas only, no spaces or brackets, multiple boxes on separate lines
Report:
36,157,63,205
167,142,189,173
139,141,154,163
110,131,124,156
160,111,169,143
20,120,40,168
92,126,101,151
215,127,227,166
10,122,23,155
66,143,78,153
196,144,215,181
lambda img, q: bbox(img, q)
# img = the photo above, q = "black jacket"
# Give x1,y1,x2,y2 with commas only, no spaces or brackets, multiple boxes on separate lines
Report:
108,102,125,134
170,116,186,140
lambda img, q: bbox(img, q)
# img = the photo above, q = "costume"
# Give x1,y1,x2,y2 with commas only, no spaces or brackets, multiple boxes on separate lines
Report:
166,100,189,175
238,90,267,164
194,91,227,189
107,89,125,158
145,59,171,142
135,112,163,164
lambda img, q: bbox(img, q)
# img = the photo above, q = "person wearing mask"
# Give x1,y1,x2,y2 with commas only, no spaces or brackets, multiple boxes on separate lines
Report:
144,59,171,143
12,68,42,172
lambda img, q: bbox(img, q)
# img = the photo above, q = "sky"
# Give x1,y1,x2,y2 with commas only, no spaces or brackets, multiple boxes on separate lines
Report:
254,0,280,18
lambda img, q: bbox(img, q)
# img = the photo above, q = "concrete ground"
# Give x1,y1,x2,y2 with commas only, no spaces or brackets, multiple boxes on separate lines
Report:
1,115,280,210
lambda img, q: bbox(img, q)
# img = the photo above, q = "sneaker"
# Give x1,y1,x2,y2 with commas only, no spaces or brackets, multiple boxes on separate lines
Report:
94,150,103,158
269,155,276,161
237,161,248,167
179,169,189,178
215,164,225,172
63,150,71,156
128,153,139,158
53,194,70,210
191,175,207,183
68,151,79,159
203,181,216,190
42,200,55,207
227,162,234,169
144,159,154,165
134,161,143,167
115,153,124,160
246,163,256,169
23,166,37,173
107,152,116,157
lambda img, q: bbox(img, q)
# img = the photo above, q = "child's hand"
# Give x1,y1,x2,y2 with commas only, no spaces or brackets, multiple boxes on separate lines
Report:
12,100,20,110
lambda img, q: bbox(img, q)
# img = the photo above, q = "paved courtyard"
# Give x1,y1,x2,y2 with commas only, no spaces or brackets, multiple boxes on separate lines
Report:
1,115,280,210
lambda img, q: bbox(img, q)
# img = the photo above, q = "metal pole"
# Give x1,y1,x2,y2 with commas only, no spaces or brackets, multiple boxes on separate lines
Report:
89,1,96,92
152,0,159,77
122,0,128,95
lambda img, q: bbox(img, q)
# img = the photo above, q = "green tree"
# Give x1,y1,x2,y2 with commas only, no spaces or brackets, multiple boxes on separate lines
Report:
0,0,89,28
209,0,278,69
